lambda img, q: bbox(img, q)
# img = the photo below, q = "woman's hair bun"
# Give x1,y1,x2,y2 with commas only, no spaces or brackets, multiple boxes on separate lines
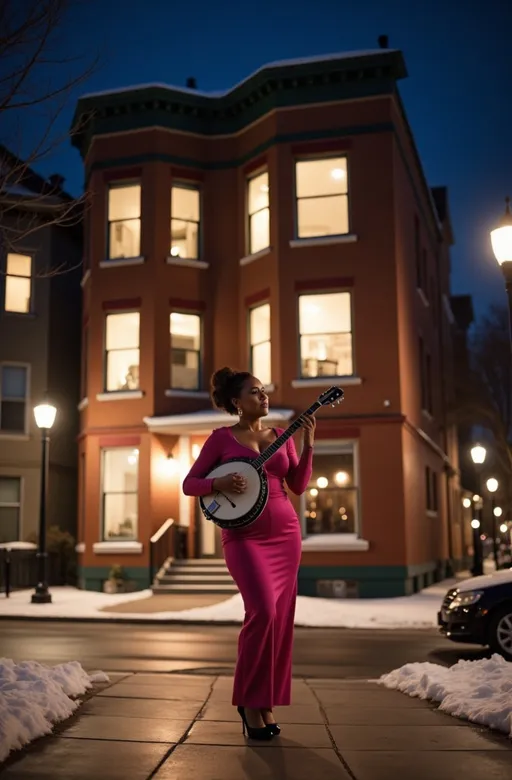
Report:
210,367,250,415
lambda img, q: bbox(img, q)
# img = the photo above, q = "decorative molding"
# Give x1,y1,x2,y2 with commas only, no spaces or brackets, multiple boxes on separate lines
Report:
290,234,358,249
294,276,354,291
291,377,362,388
100,256,145,269
239,247,272,267
102,297,142,310
166,256,209,269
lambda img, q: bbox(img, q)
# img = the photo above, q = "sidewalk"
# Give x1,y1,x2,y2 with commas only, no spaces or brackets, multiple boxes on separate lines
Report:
1,672,510,780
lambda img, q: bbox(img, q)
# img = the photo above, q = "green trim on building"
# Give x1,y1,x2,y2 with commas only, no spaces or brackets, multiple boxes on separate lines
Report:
78,565,150,593
298,560,450,599
71,50,406,155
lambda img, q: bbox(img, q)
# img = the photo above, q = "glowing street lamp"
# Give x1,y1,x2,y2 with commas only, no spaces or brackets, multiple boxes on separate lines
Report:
469,444,486,576
485,477,500,569
31,399,57,604
490,197,512,345
470,444,486,465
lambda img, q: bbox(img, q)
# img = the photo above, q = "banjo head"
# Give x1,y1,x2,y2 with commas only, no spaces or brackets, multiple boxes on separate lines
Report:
199,457,268,529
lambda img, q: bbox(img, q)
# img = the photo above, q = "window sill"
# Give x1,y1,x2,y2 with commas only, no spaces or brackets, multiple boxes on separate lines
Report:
0,432,29,441
93,541,143,554
165,389,210,399
417,288,429,307
292,376,362,388
78,397,89,411
81,269,91,287
100,256,145,268
96,391,144,401
239,246,272,266
2,311,36,318
166,256,209,269
75,542,86,553
302,534,369,551
290,234,358,249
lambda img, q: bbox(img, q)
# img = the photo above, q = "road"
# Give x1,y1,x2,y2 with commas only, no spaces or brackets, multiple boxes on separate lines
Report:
0,621,489,677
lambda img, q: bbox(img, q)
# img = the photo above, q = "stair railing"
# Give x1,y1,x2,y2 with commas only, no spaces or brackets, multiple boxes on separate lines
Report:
149,518,175,587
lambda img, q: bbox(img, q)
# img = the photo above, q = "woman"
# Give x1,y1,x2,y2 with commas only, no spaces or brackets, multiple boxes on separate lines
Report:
183,367,315,740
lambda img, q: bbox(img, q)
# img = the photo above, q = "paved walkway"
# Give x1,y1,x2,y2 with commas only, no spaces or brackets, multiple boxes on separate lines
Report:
1,672,511,780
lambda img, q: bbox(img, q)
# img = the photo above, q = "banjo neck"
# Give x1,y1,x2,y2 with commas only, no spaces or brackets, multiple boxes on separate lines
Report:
252,400,322,471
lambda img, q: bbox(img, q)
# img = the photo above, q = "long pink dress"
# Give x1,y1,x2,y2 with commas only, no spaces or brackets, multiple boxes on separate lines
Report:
183,426,313,708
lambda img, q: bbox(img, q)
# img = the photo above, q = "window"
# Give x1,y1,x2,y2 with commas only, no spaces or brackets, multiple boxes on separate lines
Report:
0,477,21,543
101,448,138,541
4,253,32,313
170,185,200,259
247,172,269,254
426,467,438,512
295,157,349,238
305,447,358,535
419,337,433,415
299,292,353,378
104,312,140,392
249,303,271,386
108,183,141,259
0,365,27,433
170,312,201,390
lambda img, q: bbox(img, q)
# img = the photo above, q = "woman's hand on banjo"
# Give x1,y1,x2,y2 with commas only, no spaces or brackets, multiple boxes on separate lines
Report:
301,414,316,447
213,473,247,494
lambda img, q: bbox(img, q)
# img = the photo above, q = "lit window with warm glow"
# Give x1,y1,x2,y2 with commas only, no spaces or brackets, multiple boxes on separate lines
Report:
295,157,349,238
305,448,358,536
171,185,200,259
247,172,269,254
0,476,21,543
249,303,271,386
298,292,353,378
170,312,201,390
101,448,138,540
108,183,141,259
4,253,32,313
104,312,140,392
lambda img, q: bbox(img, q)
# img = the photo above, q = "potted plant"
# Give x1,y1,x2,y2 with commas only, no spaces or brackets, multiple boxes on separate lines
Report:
103,564,127,593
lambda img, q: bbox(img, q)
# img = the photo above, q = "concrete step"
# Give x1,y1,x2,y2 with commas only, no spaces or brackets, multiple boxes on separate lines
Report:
159,574,234,585
175,558,226,566
164,566,230,576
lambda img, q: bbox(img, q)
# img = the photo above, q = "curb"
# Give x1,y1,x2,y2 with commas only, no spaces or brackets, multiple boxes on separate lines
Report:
0,614,242,626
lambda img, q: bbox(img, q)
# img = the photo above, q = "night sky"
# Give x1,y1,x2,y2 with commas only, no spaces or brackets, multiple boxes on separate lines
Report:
5,0,512,322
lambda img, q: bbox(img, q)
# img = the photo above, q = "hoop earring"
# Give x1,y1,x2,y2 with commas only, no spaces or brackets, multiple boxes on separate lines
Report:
237,408,243,417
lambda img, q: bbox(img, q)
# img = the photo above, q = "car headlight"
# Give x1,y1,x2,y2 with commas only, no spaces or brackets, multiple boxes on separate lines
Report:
448,590,484,609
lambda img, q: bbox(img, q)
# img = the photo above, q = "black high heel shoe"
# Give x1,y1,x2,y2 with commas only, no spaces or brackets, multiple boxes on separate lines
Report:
237,706,273,741
266,722,281,736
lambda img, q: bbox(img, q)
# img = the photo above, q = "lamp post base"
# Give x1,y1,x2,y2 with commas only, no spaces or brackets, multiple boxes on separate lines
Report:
31,585,52,604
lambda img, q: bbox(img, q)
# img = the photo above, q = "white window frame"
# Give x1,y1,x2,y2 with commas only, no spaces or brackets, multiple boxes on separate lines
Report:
103,311,140,394
294,155,350,239
107,181,142,261
300,439,364,546
298,291,354,379
247,170,270,255
3,252,33,314
170,183,201,260
248,302,271,386
0,363,30,437
100,447,139,543
170,310,202,391
0,475,22,542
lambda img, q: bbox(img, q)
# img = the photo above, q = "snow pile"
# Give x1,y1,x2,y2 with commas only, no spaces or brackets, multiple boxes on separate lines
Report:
0,583,448,627
380,655,512,738
0,659,109,762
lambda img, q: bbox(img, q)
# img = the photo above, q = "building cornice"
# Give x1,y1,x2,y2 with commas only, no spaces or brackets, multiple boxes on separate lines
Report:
71,50,407,157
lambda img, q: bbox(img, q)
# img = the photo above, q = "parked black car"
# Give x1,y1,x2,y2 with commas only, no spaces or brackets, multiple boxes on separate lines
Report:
438,569,512,660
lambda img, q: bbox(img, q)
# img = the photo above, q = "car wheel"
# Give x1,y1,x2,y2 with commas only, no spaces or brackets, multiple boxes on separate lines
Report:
487,604,512,661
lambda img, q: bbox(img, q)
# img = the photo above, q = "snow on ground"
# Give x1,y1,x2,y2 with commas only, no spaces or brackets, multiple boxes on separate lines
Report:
0,580,451,628
380,655,512,738
0,659,108,762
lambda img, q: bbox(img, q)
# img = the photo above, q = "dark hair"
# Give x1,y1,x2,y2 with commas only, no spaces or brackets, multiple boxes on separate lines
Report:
211,367,251,415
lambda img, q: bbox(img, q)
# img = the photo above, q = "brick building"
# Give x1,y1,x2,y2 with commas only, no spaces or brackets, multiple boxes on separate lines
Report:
71,47,465,597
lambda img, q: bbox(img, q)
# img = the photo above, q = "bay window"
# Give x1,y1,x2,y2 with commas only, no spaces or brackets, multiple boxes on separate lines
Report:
247,171,269,254
298,292,353,378
295,157,349,238
107,183,141,259
101,448,138,541
170,185,200,260
104,312,140,392
249,303,271,386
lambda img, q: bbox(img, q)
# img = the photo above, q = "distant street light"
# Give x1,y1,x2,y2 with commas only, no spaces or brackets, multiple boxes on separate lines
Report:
500,523,508,534
485,477,500,569
31,400,57,604
490,196,512,345
494,506,503,517
470,445,486,576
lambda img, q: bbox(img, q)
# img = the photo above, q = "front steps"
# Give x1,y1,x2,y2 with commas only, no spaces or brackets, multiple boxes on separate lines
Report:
152,558,238,595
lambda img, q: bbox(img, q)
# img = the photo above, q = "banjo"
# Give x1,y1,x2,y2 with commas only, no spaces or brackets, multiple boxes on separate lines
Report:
199,386,344,530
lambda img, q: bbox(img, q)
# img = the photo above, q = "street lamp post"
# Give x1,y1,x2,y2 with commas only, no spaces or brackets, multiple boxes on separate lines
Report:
486,477,499,570
31,400,57,604
470,444,486,576
490,196,512,346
